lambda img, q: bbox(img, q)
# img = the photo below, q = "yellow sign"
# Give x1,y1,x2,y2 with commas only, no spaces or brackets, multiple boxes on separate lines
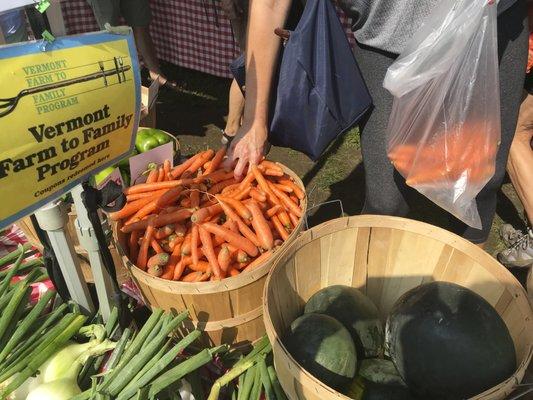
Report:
0,31,140,228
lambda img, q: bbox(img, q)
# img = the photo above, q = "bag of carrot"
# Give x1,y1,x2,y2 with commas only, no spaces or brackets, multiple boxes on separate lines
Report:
111,147,305,282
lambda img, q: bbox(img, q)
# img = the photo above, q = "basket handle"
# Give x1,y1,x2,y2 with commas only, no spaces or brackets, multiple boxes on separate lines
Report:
304,199,345,230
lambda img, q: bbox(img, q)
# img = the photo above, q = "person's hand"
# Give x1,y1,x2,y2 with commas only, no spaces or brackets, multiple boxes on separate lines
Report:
224,122,269,179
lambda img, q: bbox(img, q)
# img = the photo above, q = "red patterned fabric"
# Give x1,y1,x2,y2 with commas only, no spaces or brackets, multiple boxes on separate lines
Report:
60,0,355,79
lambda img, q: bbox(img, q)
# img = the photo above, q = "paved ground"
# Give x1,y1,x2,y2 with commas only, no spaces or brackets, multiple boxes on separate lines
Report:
154,63,528,257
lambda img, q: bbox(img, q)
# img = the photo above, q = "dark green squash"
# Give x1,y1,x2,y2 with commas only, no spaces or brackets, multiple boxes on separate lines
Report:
344,376,414,400
285,313,357,389
304,285,383,358
386,281,516,399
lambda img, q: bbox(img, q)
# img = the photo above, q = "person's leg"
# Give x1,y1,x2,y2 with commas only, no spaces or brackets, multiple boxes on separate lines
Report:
355,46,411,216
450,0,528,245
225,79,246,136
507,92,533,225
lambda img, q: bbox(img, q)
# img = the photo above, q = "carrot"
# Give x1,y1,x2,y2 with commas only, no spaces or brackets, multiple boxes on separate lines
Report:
236,249,249,264
221,183,240,195
269,182,302,217
205,147,227,174
126,191,162,202
198,170,233,185
160,240,172,253
217,195,251,220
163,159,171,176
174,223,187,237
155,224,175,240
289,212,300,227
266,205,281,218
198,225,222,279
191,225,199,266
207,178,237,195
182,271,202,282
110,194,164,221
260,160,284,173
251,165,280,205
271,215,289,240
155,187,184,208
247,200,274,250
277,210,291,228
238,171,256,191
274,239,284,247
290,194,299,204
181,234,192,256
147,265,163,277
137,218,155,270
157,167,166,182
170,152,203,179
274,183,293,193
187,150,215,174
128,231,140,262
250,187,267,203
124,181,181,195
217,245,231,272
146,168,158,184
190,186,200,209
216,197,261,248
147,253,169,269
160,206,179,215
188,260,209,272
202,222,258,257
264,168,284,177
180,197,192,208
191,204,223,223
278,178,305,200
121,209,193,233
231,186,252,201
225,219,239,233
243,250,272,272
203,160,212,171
160,263,175,280
151,239,165,254
228,266,240,277
166,242,182,279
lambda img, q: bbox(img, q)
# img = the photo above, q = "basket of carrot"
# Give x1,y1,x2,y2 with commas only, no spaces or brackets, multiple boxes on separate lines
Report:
112,146,306,347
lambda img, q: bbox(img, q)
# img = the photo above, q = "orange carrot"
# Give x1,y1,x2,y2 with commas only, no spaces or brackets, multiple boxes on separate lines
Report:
236,249,249,264
217,195,251,220
225,219,239,233
231,186,252,201
167,242,182,279
247,200,274,250
228,266,240,277
181,233,192,256
207,178,237,196
278,178,305,200
243,250,272,272
160,263,175,280
290,194,299,204
238,171,256,191
190,185,200,209
157,167,166,182
189,260,210,272
191,204,223,223
170,152,203,179
180,198,192,208
216,197,261,248
147,252,169,269
191,225,199,266
274,183,293,193
198,225,222,279
260,160,283,173
271,215,289,240
221,183,240,195
277,210,291,228
289,212,300,227
129,231,140,262
151,239,165,254
174,223,187,237
182,271,202,282
186,149,215,174
198,170,233,185
250,188,267,203
126,191,163,202
264,168,284,177
203,160,212,171
202,222,258,257
124,181,181,195
252,165,280,205
121,209,193,233
217,245,231,272
146,168,158,184
155,187,183,208
169,235,184,250
137,218,155,270
204,147,227,174
110,193,165,221
266,205,281,218
269,182,302,217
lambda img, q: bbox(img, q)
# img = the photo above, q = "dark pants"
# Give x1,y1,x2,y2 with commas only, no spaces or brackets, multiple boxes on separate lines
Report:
356,0,528,243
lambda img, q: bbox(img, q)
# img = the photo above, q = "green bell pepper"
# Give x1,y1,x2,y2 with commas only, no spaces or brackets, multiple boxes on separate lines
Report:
135,128,172,153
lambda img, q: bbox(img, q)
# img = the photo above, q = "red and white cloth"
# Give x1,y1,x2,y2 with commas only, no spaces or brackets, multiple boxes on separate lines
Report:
60,0,355,79
0,224,54,304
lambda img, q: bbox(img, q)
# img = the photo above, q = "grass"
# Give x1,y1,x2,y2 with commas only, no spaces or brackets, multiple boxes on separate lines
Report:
341,127,361,150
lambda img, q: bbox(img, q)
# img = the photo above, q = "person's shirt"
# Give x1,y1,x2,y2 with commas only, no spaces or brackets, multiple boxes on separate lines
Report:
0,9,24,39
338,0,519,55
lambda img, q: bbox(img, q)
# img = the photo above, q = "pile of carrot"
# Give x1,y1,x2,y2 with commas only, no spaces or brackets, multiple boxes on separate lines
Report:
110,147,305,282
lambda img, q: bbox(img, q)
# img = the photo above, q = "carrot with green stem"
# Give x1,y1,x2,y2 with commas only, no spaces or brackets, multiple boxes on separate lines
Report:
198,225,222,279
205,147,227,174
137,218,155,270
247,200,274,250
202,222,258,257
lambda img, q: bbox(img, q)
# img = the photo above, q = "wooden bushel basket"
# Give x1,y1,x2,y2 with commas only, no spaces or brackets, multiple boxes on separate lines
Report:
114,164,307,348
263,216,533,400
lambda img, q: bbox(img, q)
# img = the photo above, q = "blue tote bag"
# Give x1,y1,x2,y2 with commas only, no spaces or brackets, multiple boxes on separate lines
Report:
231,0,372,160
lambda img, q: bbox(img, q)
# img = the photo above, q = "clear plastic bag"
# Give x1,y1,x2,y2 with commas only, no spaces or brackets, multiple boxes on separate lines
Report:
383,0,500,229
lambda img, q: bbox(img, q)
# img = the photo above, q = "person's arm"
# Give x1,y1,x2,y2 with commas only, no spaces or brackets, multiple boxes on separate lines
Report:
226,0,292,178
